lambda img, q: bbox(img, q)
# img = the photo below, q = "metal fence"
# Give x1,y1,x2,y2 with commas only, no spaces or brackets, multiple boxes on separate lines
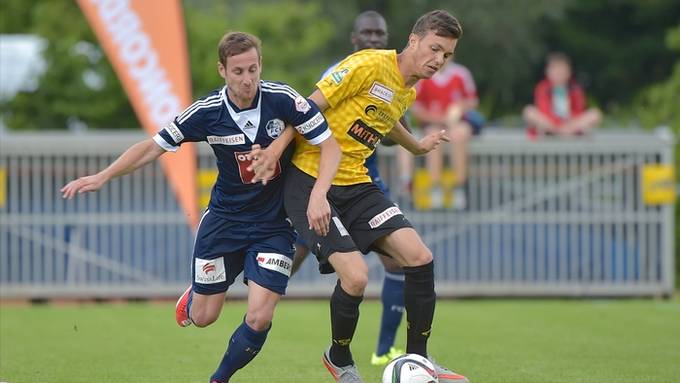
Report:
0,129,675,298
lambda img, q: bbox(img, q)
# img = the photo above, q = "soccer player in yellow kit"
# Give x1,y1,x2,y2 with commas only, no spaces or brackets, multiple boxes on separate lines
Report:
252,10,469,383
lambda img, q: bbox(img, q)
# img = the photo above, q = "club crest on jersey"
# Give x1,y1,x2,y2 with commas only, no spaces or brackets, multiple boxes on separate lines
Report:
347,119,383,150
265,119,285,139
294,96,311,113
368,81,394,103
330,68,350,84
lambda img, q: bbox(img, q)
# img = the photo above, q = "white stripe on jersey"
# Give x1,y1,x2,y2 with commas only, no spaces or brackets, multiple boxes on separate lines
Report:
261,82,300,99
307,128,332,146
178,99,222,124
177,94,221,122
261,81,300,95
152,133,178,152
260,88,301,100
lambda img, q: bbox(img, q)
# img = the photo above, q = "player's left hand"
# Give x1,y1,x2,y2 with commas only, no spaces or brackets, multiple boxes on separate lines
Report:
417,129,450,154
307,189,331,236
247,144,278,185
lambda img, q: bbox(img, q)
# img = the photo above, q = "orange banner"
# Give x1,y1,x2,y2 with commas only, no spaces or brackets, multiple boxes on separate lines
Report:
77,0,198,229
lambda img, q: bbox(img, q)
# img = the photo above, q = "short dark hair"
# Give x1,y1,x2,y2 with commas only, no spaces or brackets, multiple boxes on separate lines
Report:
218,31,261,66
411,10,462,39
353,10,385,32
546,52,571,67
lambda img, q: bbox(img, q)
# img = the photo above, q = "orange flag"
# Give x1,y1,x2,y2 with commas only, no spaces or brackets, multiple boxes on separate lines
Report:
77,0,198,229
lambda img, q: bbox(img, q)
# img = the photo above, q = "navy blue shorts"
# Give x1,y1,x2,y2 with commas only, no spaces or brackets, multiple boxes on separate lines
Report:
191,210,296,295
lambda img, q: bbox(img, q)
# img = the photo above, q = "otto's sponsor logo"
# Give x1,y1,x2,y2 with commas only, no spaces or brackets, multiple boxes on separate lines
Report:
195,258,226,284
165,122,184,143
207,134,245,145
256,253,292,277
368,82,394,103
368,206,402,228
265,119,285,139
330,68,350,84
363,104,396,125
295,96,311,113
295,112,325,135
347,119,383,150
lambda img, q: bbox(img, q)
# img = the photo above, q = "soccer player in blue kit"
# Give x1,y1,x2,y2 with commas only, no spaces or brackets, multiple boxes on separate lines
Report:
61,31,341,383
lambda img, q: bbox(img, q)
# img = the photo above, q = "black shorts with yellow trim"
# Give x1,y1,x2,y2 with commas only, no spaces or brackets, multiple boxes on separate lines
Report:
284,166,412,274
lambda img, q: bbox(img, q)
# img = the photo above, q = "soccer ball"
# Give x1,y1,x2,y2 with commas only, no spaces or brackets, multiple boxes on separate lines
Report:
382,353,438,383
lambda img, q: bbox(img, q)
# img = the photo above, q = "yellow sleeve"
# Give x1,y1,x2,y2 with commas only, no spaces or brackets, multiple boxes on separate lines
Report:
316,54,376,108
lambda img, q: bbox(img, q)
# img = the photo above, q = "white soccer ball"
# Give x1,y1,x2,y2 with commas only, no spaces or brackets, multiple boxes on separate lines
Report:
382,353,439,383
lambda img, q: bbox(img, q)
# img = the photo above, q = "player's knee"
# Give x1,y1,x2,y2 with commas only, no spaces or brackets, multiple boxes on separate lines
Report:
191,311,219,328
245,309,273,331
403,246,433,267
341,270,368,295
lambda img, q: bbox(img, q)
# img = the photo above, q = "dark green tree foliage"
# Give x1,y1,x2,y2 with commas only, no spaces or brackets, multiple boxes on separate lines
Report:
1,0,679,130
539,0,680,112
1,1,136,130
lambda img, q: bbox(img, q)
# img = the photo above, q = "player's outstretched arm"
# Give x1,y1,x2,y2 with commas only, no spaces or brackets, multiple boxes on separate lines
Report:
386,120,450,155
61,138,165,199
381,115,412,146
308,89,329,112
307,135,340,236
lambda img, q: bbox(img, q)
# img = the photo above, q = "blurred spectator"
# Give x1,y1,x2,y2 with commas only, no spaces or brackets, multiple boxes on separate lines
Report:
409,58,484,210
523,52,601,138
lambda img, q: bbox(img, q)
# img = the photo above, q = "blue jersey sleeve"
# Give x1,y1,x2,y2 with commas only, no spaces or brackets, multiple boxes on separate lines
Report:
152,92,221,152
262,81,331,146
290,98,331,145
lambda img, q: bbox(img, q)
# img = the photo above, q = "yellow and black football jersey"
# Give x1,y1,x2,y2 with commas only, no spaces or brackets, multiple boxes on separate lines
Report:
292,49,416,185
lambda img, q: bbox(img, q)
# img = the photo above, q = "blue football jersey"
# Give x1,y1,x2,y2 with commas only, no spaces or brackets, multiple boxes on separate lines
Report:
153,80,331,223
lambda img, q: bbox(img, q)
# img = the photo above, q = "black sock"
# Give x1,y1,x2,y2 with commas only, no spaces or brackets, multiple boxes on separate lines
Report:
329,279,363,367
403,261,436,357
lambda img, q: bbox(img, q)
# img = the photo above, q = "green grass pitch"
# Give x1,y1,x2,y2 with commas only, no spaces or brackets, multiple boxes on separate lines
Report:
2,298,680,382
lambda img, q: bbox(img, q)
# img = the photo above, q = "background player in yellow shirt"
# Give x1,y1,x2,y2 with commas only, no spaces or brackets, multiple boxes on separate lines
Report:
252,10,469,383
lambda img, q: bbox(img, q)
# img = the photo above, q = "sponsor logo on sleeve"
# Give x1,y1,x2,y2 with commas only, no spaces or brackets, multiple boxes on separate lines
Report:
165,122,184,143
207,134,245,145
295,112,325,135
294,96,311,113
265,119,286,139
368,206,403,228
347,119,383,150
368,82,394,103
194,257,226,284
330,68,350,84
256,253,292,277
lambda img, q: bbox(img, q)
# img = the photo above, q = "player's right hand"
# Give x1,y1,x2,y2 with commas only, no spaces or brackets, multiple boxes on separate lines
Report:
417,129,450,154
307,190,331,236
247,144,279,185
60,174,106,199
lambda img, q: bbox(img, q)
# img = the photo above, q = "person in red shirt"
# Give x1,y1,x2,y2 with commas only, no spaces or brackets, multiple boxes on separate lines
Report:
523,52,601,138
410,59,484,210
